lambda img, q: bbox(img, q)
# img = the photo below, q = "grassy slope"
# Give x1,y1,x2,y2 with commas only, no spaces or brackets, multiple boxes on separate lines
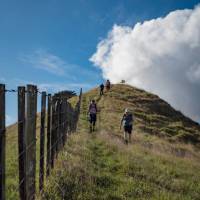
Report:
6,115,42,199
43,84,200,200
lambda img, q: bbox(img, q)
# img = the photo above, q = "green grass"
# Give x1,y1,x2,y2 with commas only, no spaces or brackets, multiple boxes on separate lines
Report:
42,84,200,200
43,130,200,199
6,116,42,200
5,84,200,199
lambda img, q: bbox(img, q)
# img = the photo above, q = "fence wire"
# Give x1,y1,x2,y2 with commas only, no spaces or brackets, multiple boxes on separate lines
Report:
1,84,82,200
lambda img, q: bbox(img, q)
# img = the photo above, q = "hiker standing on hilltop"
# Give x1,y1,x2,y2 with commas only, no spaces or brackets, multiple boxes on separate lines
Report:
88,99,98,132
100,83,104,96
105,79,111,91
120,108,134,144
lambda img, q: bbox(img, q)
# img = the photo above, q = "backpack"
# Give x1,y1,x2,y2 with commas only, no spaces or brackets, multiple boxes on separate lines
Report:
89,103,97,114
100,84,104,90
123,113,133,126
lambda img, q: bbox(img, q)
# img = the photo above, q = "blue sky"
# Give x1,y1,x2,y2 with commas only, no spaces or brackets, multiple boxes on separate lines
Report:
0,0,199,124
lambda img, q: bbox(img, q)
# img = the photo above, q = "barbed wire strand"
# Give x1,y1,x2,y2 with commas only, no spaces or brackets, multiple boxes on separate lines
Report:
4,88,82,197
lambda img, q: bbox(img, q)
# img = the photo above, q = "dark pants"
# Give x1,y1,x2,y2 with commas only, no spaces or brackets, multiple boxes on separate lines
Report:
89,114,96,132
100,89,104,96
123,125,133,144
124,125,132,134
89,114,96,126
106,85,110,91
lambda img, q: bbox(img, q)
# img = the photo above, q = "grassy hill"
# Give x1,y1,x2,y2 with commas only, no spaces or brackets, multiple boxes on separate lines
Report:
5,115,42,200
5,84,200,199
41,84,200,200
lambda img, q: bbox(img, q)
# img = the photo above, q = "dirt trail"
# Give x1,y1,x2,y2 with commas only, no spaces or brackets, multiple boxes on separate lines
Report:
82,90,200,162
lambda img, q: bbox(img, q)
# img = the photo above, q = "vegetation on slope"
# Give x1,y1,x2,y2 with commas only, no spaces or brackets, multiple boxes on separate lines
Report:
6,115,42,199
43,84,200,200
98,84,200,144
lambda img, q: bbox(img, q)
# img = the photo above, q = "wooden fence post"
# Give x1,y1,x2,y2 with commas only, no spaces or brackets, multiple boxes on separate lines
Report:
56,99,60,156
62,101,66,147
51,97,56,169
46,94,51,177
55,99,59,157
58,99,62,151
66,102,69,139
62,101,65,147
39,92,46,192
0,84,5,200
18,86,26,200
25,85,37,200
56,99,59,153
65,101,68,144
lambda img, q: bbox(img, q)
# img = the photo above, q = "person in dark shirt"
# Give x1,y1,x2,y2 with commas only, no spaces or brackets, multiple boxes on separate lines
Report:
105,80,111,91
100,83,104,96
120,108,134,144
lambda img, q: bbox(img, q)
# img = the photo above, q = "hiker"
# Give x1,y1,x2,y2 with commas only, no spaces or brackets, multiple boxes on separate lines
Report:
105,79,111,91
120,108,134,144
100,83,104,96
88,99,98,132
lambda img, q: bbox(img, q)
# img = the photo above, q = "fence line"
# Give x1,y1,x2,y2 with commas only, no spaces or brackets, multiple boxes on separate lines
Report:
18,86,26,200
0,84,6,200
0,83,82,200
39,91,46,192
46,94,51,177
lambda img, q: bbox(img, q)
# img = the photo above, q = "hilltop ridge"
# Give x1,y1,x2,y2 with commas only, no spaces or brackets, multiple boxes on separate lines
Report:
43,83,200,200
86,84,200,144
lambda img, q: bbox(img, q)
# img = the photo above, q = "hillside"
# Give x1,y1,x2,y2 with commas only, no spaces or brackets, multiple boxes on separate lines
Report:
5,115,42,200
42,84,200,200
98,84,200,143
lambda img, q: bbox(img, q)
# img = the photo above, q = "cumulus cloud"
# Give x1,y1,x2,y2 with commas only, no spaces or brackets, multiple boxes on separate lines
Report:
90,5,200,122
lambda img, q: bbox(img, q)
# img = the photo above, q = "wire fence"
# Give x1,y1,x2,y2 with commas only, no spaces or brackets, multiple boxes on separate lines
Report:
0,83,82,200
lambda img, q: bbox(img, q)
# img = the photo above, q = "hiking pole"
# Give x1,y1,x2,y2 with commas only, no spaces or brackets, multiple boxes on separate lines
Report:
120,123,122,130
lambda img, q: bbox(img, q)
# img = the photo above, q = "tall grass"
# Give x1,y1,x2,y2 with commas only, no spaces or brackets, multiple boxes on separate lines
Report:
43,85,200,199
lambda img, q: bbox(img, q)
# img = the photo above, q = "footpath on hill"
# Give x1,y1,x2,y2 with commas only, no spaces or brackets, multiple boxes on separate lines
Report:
42,85,200,200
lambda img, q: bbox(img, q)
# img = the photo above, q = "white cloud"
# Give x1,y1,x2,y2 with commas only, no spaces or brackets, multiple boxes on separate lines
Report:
20,49,77,77
90,5,200,122
187,64,200,83
13,78,89,94
13,78,92,93
37,82,92,93
20,49,99,82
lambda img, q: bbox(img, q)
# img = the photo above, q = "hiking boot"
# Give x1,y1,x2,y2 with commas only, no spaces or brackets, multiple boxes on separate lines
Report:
124,139,128,145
